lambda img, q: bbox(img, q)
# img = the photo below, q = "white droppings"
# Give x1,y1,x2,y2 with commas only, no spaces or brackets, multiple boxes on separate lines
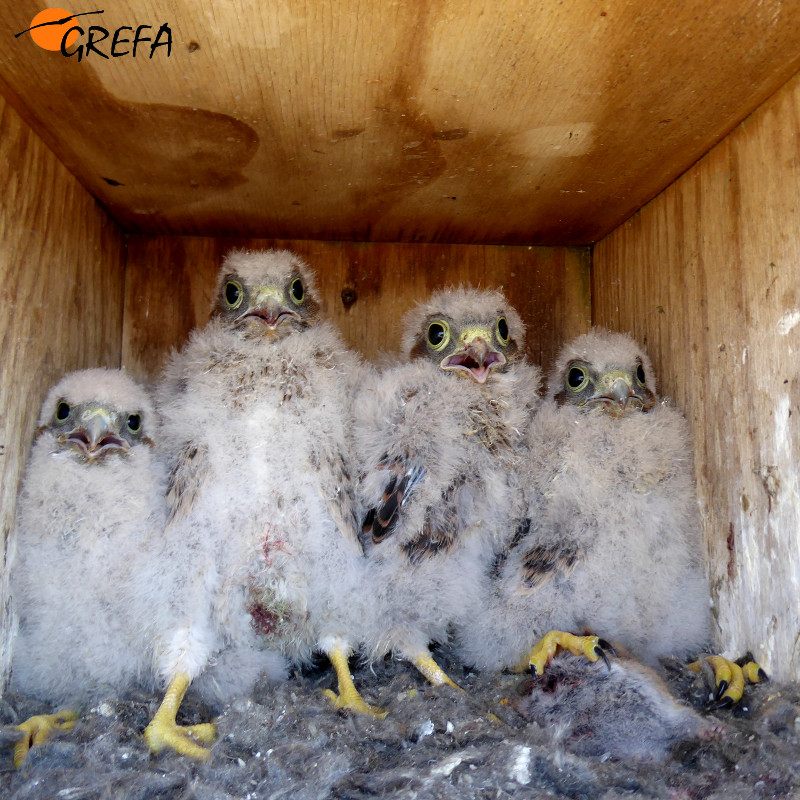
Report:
416,719,435,739
510,744,532,785
778,309,800,335
431,754,463,776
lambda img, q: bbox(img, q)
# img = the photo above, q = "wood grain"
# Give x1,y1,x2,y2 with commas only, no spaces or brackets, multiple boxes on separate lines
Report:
2,0,799,244
594,71,800,682
0,96,126,688
122,237,590,381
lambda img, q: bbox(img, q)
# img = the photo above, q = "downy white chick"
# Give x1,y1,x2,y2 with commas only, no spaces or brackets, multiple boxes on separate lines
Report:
10,369,169,766
456,330,739,694
354,287,540,688
146,249,377,760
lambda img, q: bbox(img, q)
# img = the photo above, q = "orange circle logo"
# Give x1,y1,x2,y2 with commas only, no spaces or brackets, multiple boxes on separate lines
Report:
28,8,79,51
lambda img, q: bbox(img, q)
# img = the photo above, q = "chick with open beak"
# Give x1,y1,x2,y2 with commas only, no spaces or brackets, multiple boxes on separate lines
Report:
412,308,518,386
439,324,507,384
355,287,538,693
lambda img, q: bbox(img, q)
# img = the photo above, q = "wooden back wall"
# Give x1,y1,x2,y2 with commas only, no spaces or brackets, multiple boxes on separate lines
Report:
122,236,591,382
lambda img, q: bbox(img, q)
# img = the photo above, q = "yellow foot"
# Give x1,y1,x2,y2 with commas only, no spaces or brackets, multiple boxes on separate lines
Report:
687,654,768,707
520,630,614,676
144,673,216,760
412,653,463,692
322,688,387,718
325,646,387,718
14,710,78,768
144,718,216,761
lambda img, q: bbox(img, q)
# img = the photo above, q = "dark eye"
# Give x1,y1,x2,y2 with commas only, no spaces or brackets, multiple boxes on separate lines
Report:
567,365,589,392
496,316,510,345
55,401,71,422
290,278,305,305
224,280,243,309
426,320,450,351
126,414,142,434
636,363,646,385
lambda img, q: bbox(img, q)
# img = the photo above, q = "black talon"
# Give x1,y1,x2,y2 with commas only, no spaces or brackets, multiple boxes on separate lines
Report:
715,696,734,710
597,639,616,656
715,680,728,701
757,667,769,682
594,646,611,671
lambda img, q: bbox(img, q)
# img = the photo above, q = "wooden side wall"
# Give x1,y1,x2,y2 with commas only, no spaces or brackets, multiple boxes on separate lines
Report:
594,72,800,681
0,96,126,688
122,237,590,381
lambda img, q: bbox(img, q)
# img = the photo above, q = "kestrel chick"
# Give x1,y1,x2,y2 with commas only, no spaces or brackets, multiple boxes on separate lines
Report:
147,250,376,760
10,369,168,766
354,287,540,689
457,330,721,688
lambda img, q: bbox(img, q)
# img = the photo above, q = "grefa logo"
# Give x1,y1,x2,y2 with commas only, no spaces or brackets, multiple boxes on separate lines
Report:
14,8,172,61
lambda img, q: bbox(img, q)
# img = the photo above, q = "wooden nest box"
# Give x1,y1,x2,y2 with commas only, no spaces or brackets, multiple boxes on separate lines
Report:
1,0,798,682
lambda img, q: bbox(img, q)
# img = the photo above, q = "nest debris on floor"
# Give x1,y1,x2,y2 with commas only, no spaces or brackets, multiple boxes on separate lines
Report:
1,648,799,800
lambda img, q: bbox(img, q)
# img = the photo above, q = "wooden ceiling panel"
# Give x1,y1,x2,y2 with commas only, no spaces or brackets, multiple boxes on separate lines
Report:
1,0,799,244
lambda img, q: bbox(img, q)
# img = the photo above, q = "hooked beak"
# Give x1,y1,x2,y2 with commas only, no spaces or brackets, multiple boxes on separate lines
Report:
442,337,506,384
60,410,128,461
609,376,636,408
586,375,655,414
237,295,299,331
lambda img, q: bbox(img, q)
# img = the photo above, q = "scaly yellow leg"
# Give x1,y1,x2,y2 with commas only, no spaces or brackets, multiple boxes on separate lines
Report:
144,673,217,760
412,653,463,691
322,646,387,718
687,654,767,707
520,630,611,676
14,710,78,768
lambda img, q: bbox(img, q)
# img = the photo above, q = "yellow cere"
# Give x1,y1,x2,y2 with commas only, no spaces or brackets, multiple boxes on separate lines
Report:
253,285,285,306
459,325,494,345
